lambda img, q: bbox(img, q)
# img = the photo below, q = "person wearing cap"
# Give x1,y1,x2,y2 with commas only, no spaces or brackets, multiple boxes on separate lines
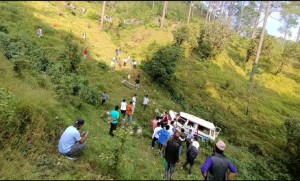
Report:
182,137,199,176
109,106,120,136
164,131,181,180
58,118,89,160
201,139,237,180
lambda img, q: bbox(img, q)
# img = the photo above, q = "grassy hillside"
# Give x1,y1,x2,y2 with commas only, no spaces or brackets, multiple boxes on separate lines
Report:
0,1,300,180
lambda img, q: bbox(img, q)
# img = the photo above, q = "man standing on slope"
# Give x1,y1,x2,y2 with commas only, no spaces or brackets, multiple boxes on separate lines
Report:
58,118,89,160
201,139,237,180
101,91,109,105
109,106,120,136
164,131,181,180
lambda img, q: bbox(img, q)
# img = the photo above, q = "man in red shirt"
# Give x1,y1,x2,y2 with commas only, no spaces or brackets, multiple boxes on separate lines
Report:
83,47,88,59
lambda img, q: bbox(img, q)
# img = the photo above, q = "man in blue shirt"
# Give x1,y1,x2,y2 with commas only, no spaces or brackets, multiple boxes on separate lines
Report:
201,139,237,180
109,106,120,136
101,91,109,105
157,125,171,154
58,118,89,160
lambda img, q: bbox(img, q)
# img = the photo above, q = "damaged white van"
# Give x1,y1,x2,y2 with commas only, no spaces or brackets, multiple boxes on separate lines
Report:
169,110,221,141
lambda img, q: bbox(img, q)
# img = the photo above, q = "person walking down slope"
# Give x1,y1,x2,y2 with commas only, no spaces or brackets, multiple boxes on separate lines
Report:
135,77,140,90
120,99,127,118
109,106,120,136
182,137,199,176
164,131,181,180
201,139,237,180
125,101,133,126
132,94,137,113
142,95,150,111
58,118,89,160
37,27,43,38
83,47,88,59
101,91,109,105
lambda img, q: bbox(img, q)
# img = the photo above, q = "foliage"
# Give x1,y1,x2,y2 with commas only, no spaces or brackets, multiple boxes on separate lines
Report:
196,22,234,59
141,44,183,86
284,118,300,180
172,24,199,58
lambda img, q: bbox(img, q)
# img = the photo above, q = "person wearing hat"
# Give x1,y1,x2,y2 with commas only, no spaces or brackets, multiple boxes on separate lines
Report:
201,139,237,180
182,137,199,176
164,131,181,180
58,118,89,160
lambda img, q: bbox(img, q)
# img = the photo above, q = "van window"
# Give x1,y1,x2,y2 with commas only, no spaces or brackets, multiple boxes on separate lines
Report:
177,117,187,126
198,125,210,135
187,121,195,128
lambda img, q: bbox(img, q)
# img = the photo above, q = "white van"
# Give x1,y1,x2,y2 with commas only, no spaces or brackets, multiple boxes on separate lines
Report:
169,110,221,141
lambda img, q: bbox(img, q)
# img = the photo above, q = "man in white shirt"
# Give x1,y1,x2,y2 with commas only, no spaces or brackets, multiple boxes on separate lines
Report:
152,122,162,149
58,118,89,160
132,94,137,113
120,99,127,118
143,95,150,111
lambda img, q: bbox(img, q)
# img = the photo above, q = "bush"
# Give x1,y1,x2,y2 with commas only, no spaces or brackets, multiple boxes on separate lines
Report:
141,44,183,86
196,22,234,59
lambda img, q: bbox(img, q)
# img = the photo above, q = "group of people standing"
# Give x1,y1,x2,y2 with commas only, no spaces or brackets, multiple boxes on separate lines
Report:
150,112,237,180
108,94,150,136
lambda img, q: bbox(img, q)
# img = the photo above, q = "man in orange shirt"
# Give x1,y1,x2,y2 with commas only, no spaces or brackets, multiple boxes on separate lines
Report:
125,101,133,126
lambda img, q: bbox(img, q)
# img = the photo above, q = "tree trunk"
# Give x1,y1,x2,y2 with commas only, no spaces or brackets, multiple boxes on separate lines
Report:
208,1,214,22
212,1,218,22
160,1,167,29
236,1,245,34
249,1,271,82
187,1,193,24
274,62,284,75
100,1,106,30
227,1,234,27
251,1,264,39
199,1,203,16
297,25,300,42
205,1,211,27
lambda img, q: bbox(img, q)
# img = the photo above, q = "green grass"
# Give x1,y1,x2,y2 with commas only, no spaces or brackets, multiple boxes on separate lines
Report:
0,1,299,180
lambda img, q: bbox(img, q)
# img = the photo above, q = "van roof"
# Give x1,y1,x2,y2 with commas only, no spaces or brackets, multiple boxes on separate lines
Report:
180,112,216,130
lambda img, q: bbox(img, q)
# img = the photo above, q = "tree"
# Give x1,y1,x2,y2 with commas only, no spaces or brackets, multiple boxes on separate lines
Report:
160,1,167,29
205,1,212,27
235,1,245,34
278,13,298,44
100,1,106,30
141,45,183,85
251,1,264,39
249,1,271,82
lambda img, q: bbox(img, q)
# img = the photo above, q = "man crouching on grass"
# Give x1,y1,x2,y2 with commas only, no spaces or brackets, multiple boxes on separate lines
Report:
58,118,89,160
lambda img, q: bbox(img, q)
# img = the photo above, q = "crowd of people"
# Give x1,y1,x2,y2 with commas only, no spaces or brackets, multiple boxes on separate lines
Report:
149,111,237,180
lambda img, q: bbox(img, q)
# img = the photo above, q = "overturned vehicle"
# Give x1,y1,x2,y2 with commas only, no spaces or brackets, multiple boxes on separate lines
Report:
169,110,221,141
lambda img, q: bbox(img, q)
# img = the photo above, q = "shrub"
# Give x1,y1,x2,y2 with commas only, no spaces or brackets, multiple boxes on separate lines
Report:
196,22,234,59
141,44,183,86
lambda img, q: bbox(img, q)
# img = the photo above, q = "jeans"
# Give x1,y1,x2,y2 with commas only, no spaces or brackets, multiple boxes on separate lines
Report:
182,160,194,175
165,161,175,179
101,99,106,105
179,145,182,156
126,114,132,125
109,123,117,136
65,142,86,157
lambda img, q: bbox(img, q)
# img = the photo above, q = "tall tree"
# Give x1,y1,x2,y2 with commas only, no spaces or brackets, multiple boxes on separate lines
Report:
160,1,167,29
249,1,271,82
187,1,193,24
236,1,245,34
251,1,264,39
226,1,234,27
278,13,298,43
99,1,106,30
205,1,212,27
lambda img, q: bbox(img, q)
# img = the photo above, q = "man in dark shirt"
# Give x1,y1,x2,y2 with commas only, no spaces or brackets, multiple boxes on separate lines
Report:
201,139,237,180
164,131,181,180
